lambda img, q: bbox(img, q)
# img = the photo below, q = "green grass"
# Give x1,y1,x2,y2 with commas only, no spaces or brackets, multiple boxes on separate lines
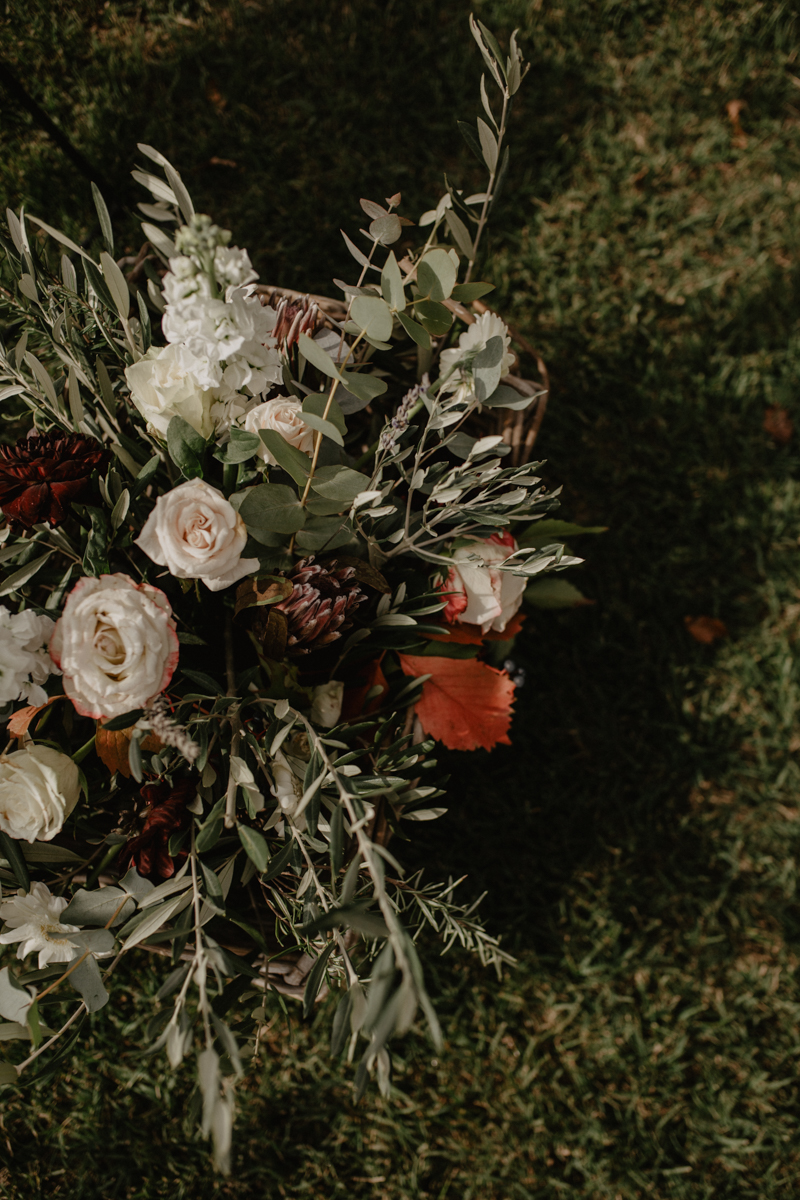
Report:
3,0,800,1195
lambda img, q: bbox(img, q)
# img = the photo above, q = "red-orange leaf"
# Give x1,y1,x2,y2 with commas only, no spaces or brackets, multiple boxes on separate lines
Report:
398,653,516,751
426,610,526,646
8,704,47,739
96,725,162,777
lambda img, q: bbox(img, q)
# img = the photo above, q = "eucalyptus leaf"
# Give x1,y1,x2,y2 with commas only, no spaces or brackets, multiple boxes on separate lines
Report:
258,430,310,483
339,371,388,402
310,465,371,503
298,332,342,381
380,250,405,312
417,249,457,301
350,295,393,342
414,300,454,337
396,312,431,349
299,412,344,447
239,483,306,536
451,282,495,302
445,209,474,259
368,214,402,246
167,415,206,479
473,335,505,402
62,886,134,928
0,968,34,1024
480,383,540,410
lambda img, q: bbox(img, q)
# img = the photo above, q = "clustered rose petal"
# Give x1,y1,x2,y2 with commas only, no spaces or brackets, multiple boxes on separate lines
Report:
0,743,80,843
243,396,316,464
135,479,259,592
0,606,59,706
0,431,108,529
440,532,526,634
49,573,179,720
0,881,81,968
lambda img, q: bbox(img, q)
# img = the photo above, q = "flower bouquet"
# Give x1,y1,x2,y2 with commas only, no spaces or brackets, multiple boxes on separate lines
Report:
0,19,587,1168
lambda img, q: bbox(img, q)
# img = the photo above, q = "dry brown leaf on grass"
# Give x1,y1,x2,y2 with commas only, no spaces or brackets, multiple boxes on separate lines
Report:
764,405,793,445
726,99,747,147
685,615,728,645
96,725,162,778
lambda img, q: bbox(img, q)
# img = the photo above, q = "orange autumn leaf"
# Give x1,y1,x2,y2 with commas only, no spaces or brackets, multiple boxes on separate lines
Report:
8,703,47,739
96,725,162,778
398,653,516,751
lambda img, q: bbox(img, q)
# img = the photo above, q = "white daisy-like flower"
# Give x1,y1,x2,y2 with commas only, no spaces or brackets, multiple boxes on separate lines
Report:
0,882,80,969
438,310,515,398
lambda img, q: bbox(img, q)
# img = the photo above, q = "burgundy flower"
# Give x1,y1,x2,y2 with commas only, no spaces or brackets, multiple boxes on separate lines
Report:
121,778,194,880
0,431,109,529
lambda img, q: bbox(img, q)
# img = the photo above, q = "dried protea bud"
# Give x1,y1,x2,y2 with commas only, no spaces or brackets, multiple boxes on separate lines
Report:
277,557,367,654
0,431,109,529
270,294,321,353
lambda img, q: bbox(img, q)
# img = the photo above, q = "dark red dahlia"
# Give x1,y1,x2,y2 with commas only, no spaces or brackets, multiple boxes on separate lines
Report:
120,778,194,880
0,431,109,529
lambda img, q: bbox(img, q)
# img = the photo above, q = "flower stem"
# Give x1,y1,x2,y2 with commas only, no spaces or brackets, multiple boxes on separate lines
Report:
71,734,96,764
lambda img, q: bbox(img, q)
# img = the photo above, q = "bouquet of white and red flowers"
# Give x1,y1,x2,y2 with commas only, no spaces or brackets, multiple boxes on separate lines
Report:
0,20,588,1169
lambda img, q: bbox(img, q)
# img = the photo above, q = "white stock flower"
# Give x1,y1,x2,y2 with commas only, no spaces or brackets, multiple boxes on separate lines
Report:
136,479,259,592
213,245,257,290
0,607,59,707
49,574,179,720
440,533,526,634
438,311,515,398
310,681,344,728
125,343,216,439
0,743,80,844
243,396,316,463
162,285,281,396
0,881,80,968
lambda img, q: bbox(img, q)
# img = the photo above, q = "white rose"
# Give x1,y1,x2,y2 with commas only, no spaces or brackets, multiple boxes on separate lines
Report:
243,396,316,464
440,532,526,634
310,681,344,728
136,479,259,592
125,343,216,439
49,573,179,720
0,607,59,707
0,743,80,843
0,881,81,968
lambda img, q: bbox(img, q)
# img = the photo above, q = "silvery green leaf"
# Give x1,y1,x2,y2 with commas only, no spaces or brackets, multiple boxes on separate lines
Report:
110,488,130,530
67,366,84,429
131,169,177,206
60,254,77,291
139,873,192,909
477,118,499,171
445,210,474,259
340,228,371,269
295,513,352,552
470,435,505,457
368,214,402,245
164,164,195,225
136,142,170,167
477,19,508,81
480,74,496,127
26,215,94,262
380,250,405,312
91,183,114,255
118,865,156,900
18,275,37,302
396,312,431,349
298,332,343,381
137,202,177,223
339,371,388,402
100,252,130,322
310,465,371,503
469,14,504,87
24,353,57,406
20,841,82,863
300,411,344,447
0,551,53,597
372,613,417,627
13,332,28,369
239,483,306,536
0,385,25,403
508,29,524,95
5,208,25,253
359,198,387,219
0,969,34,1024
147,278,166,313
119,891,192,952
136,290,151,351
350,295,393,342
141,221,177,260
71,928,115,956
473,335,505,402
417,249,457,301
0,1022,28,1042
62,886,134,927
481,383,543,410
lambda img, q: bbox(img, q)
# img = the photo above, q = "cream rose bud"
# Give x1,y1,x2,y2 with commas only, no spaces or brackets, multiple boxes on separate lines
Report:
136,479,259,592
125,343,216,439
440,532,526,635
310,681,344,728
49,574,179,720
0,744,80,843
243,396,316,464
